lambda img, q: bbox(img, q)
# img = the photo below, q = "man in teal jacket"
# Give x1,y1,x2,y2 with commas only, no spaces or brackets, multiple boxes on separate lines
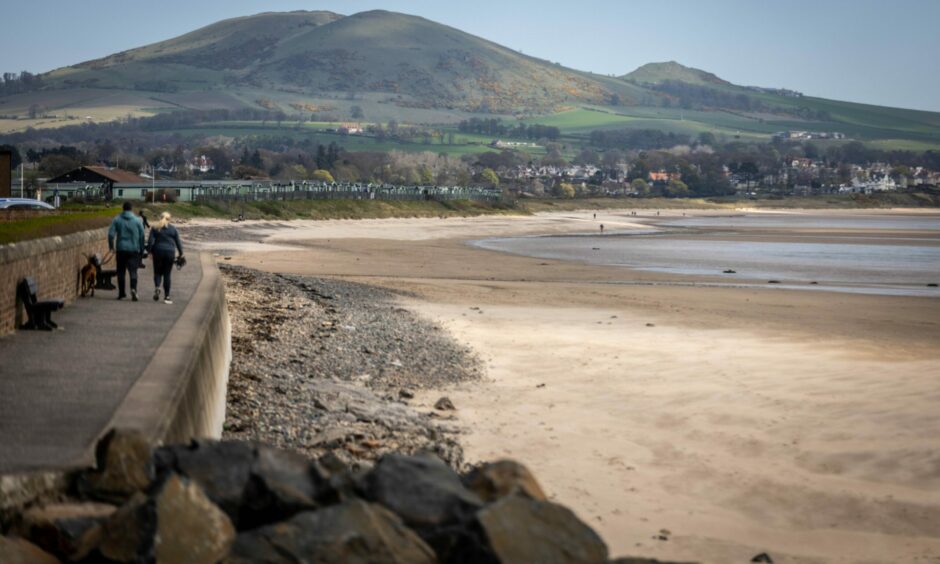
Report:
108,201,146,301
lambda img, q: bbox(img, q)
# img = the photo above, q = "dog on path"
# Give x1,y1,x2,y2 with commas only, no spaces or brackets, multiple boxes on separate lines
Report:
80,254,98,297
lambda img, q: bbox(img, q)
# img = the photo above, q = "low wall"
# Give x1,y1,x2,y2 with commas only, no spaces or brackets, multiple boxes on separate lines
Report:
0,253,232,516
0,228,108,336
102,252,231,444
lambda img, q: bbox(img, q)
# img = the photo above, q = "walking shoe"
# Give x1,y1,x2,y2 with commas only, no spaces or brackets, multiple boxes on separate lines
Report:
131,289,138,302
117,294,126,300
153,288,160,301
164,297,173,305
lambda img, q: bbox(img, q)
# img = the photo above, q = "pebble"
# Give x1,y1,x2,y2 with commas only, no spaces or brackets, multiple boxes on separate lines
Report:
219,265,481,469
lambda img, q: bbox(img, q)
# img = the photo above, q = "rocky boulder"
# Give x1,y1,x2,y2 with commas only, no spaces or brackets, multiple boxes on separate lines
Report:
15,501,116,561
362,453,489,561
153,440,255,526
99,474,234,563
0,535,59,564
226,499,435,563
363,453,483,529
75,428,154,503
477,495,609,563
463,460,547,503
154,440,326,529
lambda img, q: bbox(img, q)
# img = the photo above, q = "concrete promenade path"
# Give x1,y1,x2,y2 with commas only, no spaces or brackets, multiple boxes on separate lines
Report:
0,257,203,474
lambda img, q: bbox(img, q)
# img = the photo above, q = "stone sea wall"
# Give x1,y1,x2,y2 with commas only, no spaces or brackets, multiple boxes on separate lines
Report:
0,228,108,336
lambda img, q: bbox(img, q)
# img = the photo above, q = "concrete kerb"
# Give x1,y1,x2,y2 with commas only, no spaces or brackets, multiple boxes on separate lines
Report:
98,252,232,447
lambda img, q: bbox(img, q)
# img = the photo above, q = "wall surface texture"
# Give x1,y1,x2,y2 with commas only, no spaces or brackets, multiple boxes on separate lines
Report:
0,228,108,336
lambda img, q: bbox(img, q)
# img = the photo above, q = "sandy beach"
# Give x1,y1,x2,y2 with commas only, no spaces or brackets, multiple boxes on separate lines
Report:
195,209,940,563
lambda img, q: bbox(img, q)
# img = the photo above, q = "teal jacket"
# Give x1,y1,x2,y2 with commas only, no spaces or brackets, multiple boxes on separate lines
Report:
108,211,145,253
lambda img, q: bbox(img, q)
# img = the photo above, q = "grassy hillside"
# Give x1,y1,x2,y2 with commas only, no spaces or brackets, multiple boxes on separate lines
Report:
1,12,938,152
38,10,631,116
622,61,730,86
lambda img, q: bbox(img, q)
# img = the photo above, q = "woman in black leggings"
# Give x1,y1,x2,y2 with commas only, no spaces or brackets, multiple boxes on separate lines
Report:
147,212,184,304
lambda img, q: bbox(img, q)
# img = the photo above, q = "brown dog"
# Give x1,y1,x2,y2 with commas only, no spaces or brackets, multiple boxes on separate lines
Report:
80,254,97,297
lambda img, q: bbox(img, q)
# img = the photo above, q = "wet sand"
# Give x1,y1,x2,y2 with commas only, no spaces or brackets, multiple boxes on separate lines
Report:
205,210,940,563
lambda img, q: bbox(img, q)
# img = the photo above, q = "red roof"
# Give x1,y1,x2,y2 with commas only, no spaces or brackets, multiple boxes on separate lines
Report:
83,166,145,183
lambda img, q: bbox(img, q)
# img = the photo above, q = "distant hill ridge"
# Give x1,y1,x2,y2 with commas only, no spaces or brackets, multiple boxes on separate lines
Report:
622,61,730,86
45,9,641,113
3,8,939,145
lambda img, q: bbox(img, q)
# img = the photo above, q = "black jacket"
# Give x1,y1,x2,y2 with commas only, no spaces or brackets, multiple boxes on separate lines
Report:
147,225,183,255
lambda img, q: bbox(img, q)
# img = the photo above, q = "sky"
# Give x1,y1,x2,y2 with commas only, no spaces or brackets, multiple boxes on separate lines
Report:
3,0,939,112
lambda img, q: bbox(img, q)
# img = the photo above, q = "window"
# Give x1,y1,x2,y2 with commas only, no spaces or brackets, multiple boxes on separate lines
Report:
176,190,181,196
118,189,124,196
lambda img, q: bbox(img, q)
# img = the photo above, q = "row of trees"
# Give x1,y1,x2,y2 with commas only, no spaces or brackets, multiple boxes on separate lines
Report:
457,118,560,141
0,71,43,96
589,129,688,151
648,80,831,120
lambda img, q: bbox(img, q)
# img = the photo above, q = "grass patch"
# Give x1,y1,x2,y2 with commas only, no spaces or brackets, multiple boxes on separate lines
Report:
67,199,524,223
0,208,117,245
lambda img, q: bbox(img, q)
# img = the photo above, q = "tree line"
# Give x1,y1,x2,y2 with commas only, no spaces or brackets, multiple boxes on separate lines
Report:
457,118,560,141
0,71,43,96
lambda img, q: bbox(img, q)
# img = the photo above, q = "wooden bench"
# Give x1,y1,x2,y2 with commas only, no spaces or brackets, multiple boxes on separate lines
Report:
17,277,65,331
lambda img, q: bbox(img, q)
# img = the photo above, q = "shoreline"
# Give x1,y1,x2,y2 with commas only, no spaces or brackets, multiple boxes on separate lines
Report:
188,209,940,562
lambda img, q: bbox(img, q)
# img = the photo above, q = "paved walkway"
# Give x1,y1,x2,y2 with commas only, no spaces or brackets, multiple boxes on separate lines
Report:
0,257,202,474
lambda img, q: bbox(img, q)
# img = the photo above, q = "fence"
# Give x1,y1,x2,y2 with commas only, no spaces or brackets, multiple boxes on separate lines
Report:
191,182,502,203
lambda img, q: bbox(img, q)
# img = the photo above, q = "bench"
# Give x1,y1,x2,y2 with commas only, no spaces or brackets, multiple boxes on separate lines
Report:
90,253,117,290
17,277,65,330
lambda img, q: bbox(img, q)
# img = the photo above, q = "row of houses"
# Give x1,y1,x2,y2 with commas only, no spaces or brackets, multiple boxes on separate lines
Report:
38,166,501,203
772,131,847,141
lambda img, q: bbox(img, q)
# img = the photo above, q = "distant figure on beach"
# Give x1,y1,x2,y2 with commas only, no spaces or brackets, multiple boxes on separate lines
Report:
593,213,596,219
108,201,145,301
147,212,184,305
600,224,604,234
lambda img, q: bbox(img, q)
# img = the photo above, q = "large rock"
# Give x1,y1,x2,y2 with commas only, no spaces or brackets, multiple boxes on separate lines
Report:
98,493,154,562
363,453,482,529
17,502,116,561
240,444,323,529
153,474,236,564
363,453,487,562
463,460,547,503
99,475,235,563
225,500,435,563
76,428,154,503
0,535,59,564
155,440,327,529
477,495,608,564
154,440,255,526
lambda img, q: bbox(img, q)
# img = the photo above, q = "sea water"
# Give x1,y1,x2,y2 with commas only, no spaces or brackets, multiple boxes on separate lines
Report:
474,214,940,297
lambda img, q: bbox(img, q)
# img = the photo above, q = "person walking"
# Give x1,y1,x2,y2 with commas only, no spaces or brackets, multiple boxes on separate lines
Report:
108,201,145,301
147,211,184,304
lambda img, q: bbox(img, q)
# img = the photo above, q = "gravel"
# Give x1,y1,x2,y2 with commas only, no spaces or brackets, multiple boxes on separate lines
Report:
219,265,482,469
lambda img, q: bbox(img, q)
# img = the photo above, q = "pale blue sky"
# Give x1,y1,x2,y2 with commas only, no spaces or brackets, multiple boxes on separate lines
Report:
3,0,938,111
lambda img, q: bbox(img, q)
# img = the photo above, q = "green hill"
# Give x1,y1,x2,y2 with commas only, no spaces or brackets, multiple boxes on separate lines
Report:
38,10,638,115
1,10,939,150
622,61,730,86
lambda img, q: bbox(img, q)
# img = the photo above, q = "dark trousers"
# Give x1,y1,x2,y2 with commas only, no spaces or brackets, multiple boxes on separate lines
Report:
152,250,175,297
116,251,140,296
